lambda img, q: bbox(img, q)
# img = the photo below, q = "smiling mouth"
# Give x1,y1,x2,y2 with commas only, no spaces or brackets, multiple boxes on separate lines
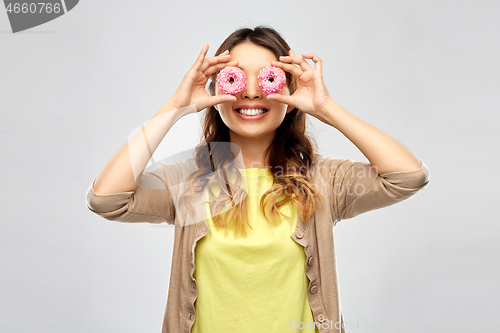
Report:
235,108,269,116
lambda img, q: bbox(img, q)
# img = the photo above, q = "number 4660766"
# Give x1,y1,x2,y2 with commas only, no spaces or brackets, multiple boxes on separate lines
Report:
6,2,62,14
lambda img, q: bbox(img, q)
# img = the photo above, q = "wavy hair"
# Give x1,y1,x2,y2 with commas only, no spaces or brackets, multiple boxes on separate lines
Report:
178,26,323,237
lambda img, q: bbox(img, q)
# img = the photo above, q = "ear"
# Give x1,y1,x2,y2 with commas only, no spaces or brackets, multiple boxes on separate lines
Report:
286,104,294,113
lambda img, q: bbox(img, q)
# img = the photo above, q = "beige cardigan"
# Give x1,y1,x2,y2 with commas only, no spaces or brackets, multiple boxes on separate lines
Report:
86,154,430,333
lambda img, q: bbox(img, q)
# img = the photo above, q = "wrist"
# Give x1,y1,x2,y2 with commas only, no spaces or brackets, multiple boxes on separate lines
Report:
314,97,336,122
320,98,344,128
323,97,338,112
156,100,184,117
164,98,183,111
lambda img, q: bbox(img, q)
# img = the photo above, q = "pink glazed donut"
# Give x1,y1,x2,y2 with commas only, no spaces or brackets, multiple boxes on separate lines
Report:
258,66,286,95
216,66,247,95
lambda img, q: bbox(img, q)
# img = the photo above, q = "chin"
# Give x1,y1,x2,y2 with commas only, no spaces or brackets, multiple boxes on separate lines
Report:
230,128,275,139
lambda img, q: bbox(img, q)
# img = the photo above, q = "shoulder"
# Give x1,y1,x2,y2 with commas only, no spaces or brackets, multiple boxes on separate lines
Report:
309,153,356,180
161,157,199,184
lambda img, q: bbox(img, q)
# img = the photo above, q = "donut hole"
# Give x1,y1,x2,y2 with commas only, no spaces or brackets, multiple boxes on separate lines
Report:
268,77,275,83
229,77,235,84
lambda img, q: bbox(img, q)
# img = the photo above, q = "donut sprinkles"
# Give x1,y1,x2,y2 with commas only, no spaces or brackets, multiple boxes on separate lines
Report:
216,66,247,95
258,66,286,95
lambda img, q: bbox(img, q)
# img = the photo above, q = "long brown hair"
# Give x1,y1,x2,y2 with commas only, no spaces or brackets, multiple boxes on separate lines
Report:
178,26,323,237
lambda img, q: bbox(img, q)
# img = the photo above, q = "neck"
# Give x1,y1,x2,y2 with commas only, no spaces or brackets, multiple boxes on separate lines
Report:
229,131,275,169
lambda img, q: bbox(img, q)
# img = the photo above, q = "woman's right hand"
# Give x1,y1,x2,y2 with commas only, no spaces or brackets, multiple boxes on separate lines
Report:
169,44,238,112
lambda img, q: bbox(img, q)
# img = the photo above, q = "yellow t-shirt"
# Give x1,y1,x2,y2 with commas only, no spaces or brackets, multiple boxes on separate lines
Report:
191,168,317,332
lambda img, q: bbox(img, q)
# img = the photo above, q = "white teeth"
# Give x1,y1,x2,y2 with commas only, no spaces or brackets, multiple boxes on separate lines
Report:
238,109,266,116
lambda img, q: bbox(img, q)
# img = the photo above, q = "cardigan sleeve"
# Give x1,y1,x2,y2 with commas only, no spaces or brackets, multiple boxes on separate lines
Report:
313,155,430,222
85,162,182,225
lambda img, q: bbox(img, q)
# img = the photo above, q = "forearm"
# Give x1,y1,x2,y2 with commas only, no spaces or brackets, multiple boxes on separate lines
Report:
92,101,196,195
321,99,422,174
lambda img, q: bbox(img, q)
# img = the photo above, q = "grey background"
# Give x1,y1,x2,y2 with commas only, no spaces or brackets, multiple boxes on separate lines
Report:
1,0,498,332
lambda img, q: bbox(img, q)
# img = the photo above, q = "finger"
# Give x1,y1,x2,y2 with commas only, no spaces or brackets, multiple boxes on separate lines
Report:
279,55,313,72
285,50,302,73
203,60,239,77
199,51,231,73
302,53,322,71
192,44,209,71
266,93,295,107
208,94,237,106
200,51,231,71
271,60,303,77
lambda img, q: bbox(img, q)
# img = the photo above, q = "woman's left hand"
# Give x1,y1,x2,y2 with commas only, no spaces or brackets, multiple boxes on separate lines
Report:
267,50,334,120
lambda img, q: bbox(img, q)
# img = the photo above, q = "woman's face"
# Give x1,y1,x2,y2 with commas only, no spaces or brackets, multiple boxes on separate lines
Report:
215,42,293,142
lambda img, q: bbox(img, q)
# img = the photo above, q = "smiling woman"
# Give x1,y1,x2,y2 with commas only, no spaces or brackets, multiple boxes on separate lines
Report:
213,42,294,145
85,26,430,333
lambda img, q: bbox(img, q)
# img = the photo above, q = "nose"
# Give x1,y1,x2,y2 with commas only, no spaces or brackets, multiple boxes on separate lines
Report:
241,75,263,100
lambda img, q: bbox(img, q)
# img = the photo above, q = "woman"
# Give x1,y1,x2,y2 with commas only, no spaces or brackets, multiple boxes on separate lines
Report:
86,26,430,332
